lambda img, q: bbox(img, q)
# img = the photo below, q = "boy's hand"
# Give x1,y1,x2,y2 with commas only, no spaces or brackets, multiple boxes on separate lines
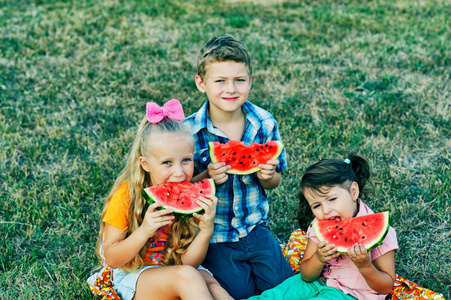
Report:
257,159,279,181
348,244,372,268
208,162,230,184
316,241,340,263
142,202,174,237
193,194,217,234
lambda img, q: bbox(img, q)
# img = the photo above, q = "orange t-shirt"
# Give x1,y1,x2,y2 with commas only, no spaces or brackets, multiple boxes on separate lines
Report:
103,182,170,265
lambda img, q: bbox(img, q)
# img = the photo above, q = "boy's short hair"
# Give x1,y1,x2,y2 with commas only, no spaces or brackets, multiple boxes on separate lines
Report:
197,34,252,80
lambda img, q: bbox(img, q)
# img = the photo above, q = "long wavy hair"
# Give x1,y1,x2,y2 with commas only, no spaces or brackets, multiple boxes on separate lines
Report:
96,117,199,270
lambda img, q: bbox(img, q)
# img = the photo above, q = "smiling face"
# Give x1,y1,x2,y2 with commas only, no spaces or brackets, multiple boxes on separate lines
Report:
195,60,252,119
139,132,194,185
304,182,360,221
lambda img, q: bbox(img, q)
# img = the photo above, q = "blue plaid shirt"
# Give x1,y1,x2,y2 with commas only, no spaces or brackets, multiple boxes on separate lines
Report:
184,100,287,243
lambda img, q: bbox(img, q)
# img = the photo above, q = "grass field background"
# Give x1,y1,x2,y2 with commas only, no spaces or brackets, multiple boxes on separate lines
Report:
1,0,450,298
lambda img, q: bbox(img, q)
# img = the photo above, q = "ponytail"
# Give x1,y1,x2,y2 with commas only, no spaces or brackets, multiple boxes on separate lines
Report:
347,152,373,198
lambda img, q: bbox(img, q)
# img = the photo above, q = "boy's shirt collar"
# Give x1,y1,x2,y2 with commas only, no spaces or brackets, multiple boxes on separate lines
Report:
190,100,262,142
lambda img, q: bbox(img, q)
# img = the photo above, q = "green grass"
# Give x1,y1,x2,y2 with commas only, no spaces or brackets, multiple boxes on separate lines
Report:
1,0,450,298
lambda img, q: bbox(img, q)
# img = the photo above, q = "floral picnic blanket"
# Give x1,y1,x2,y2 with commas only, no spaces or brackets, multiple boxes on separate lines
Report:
87,229,445,300
282,229,445,300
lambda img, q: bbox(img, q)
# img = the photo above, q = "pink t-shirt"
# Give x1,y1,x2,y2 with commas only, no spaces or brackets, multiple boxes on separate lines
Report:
307,199,398,300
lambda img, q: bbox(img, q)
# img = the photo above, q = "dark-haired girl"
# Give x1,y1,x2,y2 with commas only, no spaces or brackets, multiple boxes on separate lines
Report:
246,153,398,300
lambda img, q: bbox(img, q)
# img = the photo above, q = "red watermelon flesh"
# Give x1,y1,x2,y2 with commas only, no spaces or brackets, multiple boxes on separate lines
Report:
312,212,390,254
142,179,215,217
208,141,284,175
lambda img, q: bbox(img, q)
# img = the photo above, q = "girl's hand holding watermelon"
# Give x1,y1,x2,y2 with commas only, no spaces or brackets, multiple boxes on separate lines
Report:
193,194,218,235
316,241,340,263
142,201,175,238
347,243,371,268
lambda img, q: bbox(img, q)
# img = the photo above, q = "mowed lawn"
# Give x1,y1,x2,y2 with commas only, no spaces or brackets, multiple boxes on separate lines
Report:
0,0,450,299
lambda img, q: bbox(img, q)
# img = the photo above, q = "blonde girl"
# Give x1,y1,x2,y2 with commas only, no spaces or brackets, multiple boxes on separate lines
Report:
247,153,398,300
90,100,232,300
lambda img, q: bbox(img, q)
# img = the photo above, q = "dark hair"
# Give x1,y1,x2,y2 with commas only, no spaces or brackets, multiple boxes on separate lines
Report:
197,34,252,79
297,152,374,229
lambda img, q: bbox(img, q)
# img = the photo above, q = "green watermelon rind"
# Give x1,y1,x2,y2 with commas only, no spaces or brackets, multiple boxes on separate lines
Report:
208,141,284,175
312,211,390,254
141,179,216,218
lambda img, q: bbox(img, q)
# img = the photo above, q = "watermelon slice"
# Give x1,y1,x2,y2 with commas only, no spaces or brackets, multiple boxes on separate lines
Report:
208,141,284,175
312,212,390,254
142,179,215,217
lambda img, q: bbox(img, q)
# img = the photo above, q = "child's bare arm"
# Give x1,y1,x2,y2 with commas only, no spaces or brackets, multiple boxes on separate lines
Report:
349,246,396,294
103,203,174,268
300,238,340,282
257,159,281,189
181,195,217,267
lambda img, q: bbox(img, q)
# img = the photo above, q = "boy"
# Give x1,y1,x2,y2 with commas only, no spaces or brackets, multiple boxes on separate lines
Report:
184,35,293,299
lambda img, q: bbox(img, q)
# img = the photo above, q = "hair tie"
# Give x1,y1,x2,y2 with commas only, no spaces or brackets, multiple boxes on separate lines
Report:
146,99,185,123
344,158,351,165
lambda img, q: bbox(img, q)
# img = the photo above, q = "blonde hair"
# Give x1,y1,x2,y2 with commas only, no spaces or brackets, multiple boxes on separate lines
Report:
197,34,252,80
96,117,198,270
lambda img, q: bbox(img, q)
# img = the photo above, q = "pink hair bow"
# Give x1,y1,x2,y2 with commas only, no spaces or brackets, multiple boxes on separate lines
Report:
146,99,185,123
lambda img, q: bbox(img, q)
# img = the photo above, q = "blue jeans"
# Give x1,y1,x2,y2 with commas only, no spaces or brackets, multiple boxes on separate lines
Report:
202,224,294,299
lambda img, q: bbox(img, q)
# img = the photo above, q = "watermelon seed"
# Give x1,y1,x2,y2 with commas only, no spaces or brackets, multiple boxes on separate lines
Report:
233,152,236,155
339,228,343,230
256,149,259,152
362,236,365,239
344,238,348,241
199,191,203,193
335,225,339,229
248,155,251,158
242,156,245,159
362,223,366,226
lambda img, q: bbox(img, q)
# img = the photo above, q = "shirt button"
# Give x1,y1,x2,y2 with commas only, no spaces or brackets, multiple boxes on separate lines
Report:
203,157,207,162
234,206,239,210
